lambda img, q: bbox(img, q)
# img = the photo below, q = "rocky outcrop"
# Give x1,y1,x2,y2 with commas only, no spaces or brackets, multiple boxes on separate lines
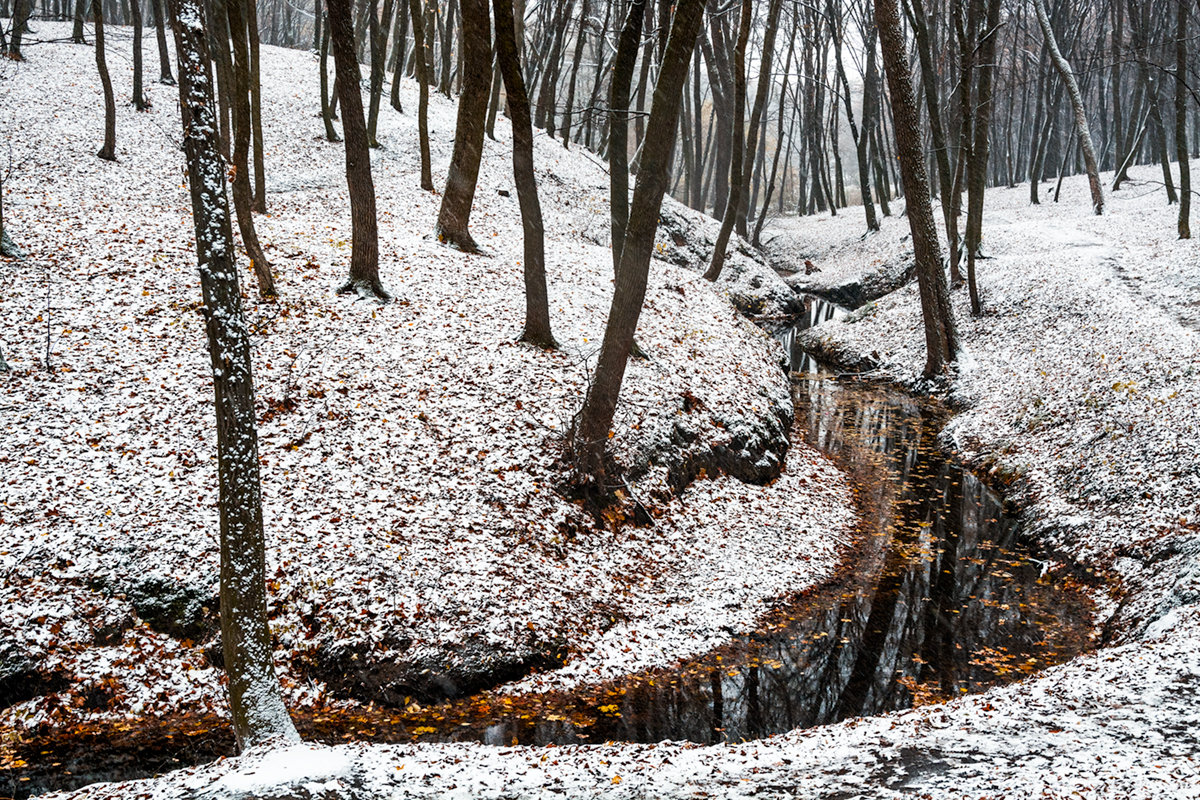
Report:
655,200,804,320
626,385,793,493
311,633,566,705
788,250,916,309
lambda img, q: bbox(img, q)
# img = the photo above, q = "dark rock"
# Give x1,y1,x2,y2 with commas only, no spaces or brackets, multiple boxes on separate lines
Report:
0,643,65,708
123,574,220,641
627,388,793,493
92,609,135,646
312,634,564,706
790,250,917,309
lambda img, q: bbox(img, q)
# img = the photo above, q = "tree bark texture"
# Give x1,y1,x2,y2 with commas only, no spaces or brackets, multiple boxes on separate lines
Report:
608,0,646,273
435,0,491,251
964,0,1001,316
570,0,706,492
1176,0,1191,238
409,0,434,190
167,0,300,751
94,0,118,160
226,0,278,297
874,0,958,377
327,0,390,298
493,0,555,348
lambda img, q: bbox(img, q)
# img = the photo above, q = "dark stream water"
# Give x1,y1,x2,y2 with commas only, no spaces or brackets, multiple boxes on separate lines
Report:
6,297,1095,795
367,312,1094,746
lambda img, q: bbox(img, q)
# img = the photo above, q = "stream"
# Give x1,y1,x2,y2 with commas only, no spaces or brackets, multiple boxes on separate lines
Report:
6,296,1095,796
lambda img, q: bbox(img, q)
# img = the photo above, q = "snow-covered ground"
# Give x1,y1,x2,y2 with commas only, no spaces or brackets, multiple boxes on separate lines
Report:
0,22,852,747
44,605,1200,799
7,19,1200,800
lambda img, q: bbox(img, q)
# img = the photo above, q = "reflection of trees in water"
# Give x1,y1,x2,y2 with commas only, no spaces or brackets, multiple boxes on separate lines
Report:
429,378,1092,747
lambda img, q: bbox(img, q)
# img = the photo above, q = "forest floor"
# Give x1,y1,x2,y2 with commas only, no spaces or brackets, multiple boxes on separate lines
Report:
0,20,852,777
5,20,1200,800
32,164,1200,799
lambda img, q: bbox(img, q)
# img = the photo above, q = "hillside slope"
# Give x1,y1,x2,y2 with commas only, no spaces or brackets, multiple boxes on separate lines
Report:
0,23,852,744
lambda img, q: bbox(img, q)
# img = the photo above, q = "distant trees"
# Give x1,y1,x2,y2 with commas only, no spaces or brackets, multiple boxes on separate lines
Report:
962,0,1002,316
706,0,783,282
43,0,1193,245
1175,0,1191,239
166,0,299,750
225,0,278,297
1035,0,1102,215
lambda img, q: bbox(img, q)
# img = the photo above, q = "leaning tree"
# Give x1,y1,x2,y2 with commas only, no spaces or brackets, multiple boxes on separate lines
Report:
569,0,708,493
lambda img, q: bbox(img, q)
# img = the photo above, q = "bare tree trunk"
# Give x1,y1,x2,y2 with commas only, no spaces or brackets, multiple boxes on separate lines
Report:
409,0,433,189
247,0,267,212
559,0,589,148
1177,0,1191,238
752,9,795,247
9,0,30,58
94,0,118,160
964,0,1001,316
131,0,148,109
569,0,705,493
367,0,397,146
320,20,342,141
736,0,782,236
875,0,957,378
493,0,555,348
534,0,574,137
73,0,89,44
328,0,390,298
151,0,175,82
227,0,278,297
1035,0,1103,214
390,0,408,112
167,0,299,751
837,5,878,232
905,0,955,261
435,0,490,251
701,0,750,282
608,0,646,273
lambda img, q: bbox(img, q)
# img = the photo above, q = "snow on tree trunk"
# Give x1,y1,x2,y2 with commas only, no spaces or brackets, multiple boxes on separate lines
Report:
167,0,299,750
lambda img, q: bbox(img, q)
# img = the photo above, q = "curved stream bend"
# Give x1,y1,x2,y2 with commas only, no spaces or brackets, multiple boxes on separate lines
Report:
6,299,1096,796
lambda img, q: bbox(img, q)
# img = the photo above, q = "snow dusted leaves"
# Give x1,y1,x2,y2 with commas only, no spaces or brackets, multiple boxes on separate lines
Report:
1,21,853,744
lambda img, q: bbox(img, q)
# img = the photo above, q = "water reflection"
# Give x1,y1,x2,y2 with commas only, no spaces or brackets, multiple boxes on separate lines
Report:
393,373,1093,747
773,295,847,374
